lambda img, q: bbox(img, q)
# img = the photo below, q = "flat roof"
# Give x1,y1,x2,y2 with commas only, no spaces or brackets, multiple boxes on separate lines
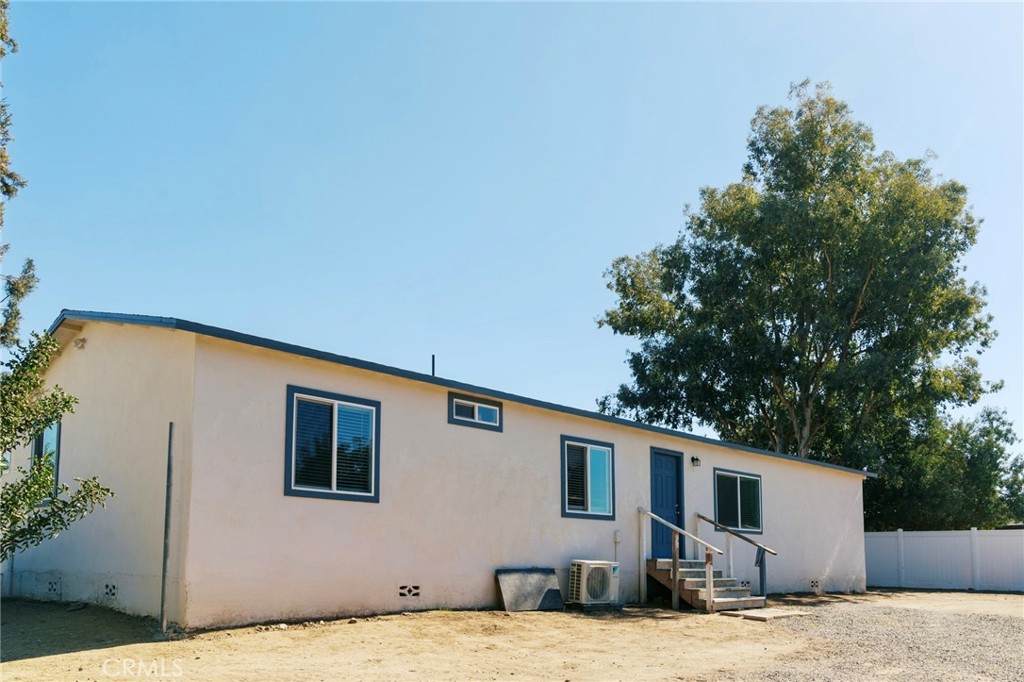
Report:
49,309,875,479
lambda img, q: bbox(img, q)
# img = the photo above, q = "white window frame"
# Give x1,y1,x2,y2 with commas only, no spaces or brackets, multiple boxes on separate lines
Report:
287,387,380,502
452,399,499,426
714,469,762,533
448,392,503,432
561,437,615,520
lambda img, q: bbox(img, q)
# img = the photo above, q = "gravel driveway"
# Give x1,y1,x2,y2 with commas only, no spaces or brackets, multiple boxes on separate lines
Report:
703,592,1024,682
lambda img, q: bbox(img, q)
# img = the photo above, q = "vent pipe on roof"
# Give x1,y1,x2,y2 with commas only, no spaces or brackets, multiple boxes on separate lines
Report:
431,354,436,377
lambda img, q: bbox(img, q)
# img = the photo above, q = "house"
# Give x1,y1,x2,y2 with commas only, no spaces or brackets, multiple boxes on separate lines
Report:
3,310,871,627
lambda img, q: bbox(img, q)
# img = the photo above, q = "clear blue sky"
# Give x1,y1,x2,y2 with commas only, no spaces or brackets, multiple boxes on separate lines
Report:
5,2,1022,440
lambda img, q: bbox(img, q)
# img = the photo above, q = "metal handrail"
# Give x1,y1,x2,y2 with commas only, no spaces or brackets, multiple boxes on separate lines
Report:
695,513,778,555
640,508,723,554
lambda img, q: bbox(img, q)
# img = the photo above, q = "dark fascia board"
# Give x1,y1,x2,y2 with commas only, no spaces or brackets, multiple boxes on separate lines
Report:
49,309,877,480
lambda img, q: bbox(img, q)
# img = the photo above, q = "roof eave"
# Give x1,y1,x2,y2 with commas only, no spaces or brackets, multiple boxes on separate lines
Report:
50,308,877,480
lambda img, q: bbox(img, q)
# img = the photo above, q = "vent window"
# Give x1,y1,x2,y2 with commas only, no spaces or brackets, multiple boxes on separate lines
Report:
448,393,503,432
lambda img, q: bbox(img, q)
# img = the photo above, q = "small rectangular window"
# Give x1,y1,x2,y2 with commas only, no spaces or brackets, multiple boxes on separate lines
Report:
32,422,61,495
714,469,762,533
447,392,503,432
286,386,380,502
561,436,615,520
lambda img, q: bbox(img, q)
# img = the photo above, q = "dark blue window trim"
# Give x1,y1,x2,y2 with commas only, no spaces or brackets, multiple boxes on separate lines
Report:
284,385,381,503
560,435,616,520
712,467,763,535
649,447,686,557
447,392,503,432
32,422,62,496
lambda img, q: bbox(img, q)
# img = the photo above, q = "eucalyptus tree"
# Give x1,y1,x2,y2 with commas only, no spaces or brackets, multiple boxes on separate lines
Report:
599,81,1021,529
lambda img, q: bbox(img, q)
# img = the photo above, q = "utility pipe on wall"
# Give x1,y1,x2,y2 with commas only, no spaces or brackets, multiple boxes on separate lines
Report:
159,422,174,633
638,510,646,603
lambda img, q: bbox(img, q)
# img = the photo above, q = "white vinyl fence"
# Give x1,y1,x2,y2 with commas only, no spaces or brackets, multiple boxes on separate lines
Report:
865,528,1024,591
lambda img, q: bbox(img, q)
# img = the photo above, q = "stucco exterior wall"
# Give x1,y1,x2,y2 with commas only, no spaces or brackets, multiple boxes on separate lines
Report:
4,322,195,623
5,318,866,628
682,448,866,594
184,335,866,628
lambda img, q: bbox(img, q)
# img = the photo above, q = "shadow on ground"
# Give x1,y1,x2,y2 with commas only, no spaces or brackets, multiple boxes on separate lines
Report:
768,590,925,609
1,599,162,662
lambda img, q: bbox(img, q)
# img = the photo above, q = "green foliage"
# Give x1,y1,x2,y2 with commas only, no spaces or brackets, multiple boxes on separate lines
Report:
0,1,17,59
866,409,1022,530
1,334,76,455
0,2,114,558
0,255,36,347
0,0,29,347
600,81,1022,529
0,458,113,562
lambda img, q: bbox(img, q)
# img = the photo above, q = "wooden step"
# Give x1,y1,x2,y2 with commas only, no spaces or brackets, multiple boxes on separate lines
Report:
651,559,712,571
680,577,738,589
684,587,755,599
660,570,727,581
687,595,766,612
644,558,766,612
646,560,723,579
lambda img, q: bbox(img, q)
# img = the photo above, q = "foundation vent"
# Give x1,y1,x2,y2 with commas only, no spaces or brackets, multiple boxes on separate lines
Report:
398,585,420,598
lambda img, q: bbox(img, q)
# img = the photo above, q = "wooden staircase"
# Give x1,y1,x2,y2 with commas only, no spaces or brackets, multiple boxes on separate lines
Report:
646,558,766,612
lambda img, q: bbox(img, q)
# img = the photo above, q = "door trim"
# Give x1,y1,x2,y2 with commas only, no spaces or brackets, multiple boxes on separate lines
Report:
649,447,686,560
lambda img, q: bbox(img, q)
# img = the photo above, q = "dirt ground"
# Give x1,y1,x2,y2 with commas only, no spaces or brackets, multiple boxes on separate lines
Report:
2,591,1021,681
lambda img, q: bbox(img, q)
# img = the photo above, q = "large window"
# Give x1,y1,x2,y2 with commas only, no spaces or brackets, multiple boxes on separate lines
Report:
447,392,502,432
285,386,380,502
714,468,762,533
561,436,615,520
32,422,61,494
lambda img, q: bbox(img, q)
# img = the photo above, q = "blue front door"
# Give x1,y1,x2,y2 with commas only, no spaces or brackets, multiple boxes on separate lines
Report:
651,450,683,558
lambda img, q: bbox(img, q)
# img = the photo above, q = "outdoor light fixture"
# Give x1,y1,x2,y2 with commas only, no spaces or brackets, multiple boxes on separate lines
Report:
690,456,701,467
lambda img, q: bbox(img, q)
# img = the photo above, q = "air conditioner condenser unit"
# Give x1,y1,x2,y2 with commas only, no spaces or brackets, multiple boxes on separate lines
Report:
568,560,620,605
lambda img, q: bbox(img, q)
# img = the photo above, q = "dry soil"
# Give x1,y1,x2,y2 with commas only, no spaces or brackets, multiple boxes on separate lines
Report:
1,590,1021,681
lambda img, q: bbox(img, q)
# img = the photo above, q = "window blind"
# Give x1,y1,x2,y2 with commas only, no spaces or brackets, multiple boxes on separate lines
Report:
566,444,587,510
716,473,740,528
295,399,332,489
336,404,373,493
